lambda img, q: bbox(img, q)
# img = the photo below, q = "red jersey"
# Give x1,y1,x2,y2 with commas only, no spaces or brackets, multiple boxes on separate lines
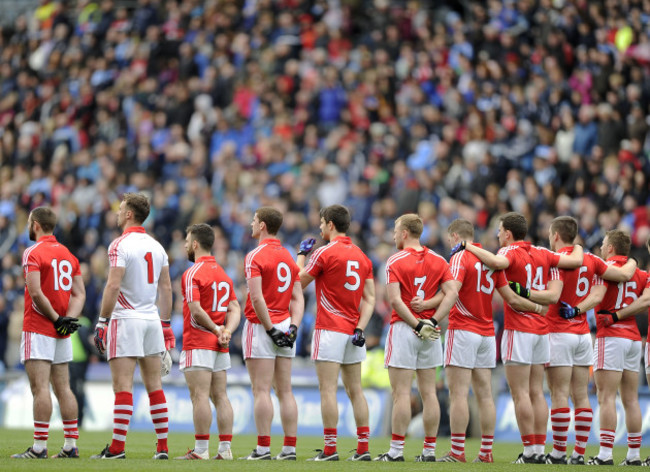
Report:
448,244,508,336
385,247,453,325
181,255,237,352
244,238,300,324
305,236,373,334
22,235,81,338
596,256,644,341
549,249,607,334
497,241,560,334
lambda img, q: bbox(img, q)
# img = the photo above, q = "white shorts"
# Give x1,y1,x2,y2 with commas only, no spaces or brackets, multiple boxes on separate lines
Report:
593,337,641,372
311,328,366,364
444,329,496,369
548,332,593,367
645,343,650,375
501,330,550,365
106,318,165,360
179,349,231,372
385,322,442,370
242,318,295,360
20,332,72,364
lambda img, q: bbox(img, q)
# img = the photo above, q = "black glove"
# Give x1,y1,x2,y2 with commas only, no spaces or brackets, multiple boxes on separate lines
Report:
298,238,316,256
285,324,298,348
509,281,530,299
351,328,365,347
267,327,290,347
559,301,580,319
449,241,466,258
54,316,80,336
597,309,619,327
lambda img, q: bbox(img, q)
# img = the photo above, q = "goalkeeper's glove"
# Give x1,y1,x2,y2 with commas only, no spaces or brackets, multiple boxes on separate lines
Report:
267,327,290,347
94,317,108,353
597,309,619,327
161,320,175,350
351,328,366,347
54,316,80,336
298,238,316,256
509,281,530,299
285,324,298,348
449,241,466,258
559,301,580,319
414,318,441,341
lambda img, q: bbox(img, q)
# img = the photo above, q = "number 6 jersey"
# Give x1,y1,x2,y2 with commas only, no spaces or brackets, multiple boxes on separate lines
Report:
22,235,81,338
244,238,300,324
107,226,169,320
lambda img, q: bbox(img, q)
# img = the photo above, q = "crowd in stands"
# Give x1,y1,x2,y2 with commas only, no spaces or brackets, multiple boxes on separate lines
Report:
0,0,650,367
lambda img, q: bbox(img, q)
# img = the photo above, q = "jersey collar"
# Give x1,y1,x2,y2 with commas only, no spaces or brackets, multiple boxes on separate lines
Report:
260,238,280,246
122,226,146,234
37,235,57,243
331,235,351,244
558,245,574,254
509,240,531,250
607,255,628,264
195,255,216,263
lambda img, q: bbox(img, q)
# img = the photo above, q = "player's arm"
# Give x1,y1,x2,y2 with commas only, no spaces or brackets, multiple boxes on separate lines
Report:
614,287,650,321
555,244,583,269
157,265,172,322
357,278,375,331
220,299,241,345
465,243,509,270
188,300,222,334
529,279,563,305
497,284,545,314
298,268,315,289
289,281,304,327
600,258,636,282
247,276,273,330
25,271,61,322
410,290,444,313
387,281,421,328
66,274,86,319
575,283,607,313
431,279,459,323
99,266,125,319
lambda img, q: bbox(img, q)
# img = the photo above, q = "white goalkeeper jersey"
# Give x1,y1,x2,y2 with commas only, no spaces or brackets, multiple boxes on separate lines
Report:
107,226,169,320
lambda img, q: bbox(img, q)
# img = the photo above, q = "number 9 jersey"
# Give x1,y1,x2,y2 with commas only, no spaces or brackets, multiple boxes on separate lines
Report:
108,226,169,320
244,238,300,324
22,235,81,338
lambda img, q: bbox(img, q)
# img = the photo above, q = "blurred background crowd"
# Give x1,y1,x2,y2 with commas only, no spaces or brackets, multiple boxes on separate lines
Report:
1,0,650,370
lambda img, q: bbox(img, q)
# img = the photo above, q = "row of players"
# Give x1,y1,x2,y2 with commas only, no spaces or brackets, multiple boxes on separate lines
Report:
11,193,650,463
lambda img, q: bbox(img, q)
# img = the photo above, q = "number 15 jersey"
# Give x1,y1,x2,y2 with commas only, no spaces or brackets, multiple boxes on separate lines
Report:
108,226,169,320
304,236,373,335
244,238,300,324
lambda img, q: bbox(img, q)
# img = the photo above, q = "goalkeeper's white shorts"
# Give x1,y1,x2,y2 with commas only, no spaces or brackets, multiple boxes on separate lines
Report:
384,321,442,370
311,328,365,364
593,336,641,372
180,349,230,372
242,318,295,360
444,329,496,369
501,329,549,365
106,318,164,360
548,332,592,367
20,331,72,364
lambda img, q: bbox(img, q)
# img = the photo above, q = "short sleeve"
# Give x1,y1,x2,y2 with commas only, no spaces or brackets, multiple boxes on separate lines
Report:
245,252,262,279
108,238,127,268
304,246,326,278
590,254,608,276
549,267,561,281
449,252,466,283
548,251,561,267
494,269,508,289
23,248,41,275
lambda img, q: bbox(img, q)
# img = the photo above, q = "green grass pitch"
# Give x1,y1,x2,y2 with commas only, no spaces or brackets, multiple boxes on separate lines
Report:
0,428,643,470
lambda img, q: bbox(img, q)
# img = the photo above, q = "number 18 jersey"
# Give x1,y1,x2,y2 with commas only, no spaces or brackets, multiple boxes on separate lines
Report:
244,238,300,324
305,236,373,335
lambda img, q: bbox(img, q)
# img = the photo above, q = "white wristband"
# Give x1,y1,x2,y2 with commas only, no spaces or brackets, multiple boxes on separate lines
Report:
98,317,108,323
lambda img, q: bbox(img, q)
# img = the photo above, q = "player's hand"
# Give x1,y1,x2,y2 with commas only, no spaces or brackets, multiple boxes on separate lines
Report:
597,309,619,327
559,301,580,319
161,320,175,350
449,241,466,258
267,327,290,347
285,324,298,348
218,327,231,346
54,316,80,336
414,319,441,341
351,328,366,347
94,317,108,353
410,296,425,313
298,238,316,256
509,281,530,299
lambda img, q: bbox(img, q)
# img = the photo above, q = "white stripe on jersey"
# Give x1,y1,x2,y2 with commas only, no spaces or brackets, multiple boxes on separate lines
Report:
190,315,212,333
184,262,203,303
304,241,338,273
450,251,465,279
320,293,355,321
245,244,267,279
385,250,410,282
108,234,129,267
497,244,519,256
550,267,560,281
454,298,482,322
21,242,42,268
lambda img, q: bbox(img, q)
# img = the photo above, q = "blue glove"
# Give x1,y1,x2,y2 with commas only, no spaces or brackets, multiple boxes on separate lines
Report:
351,328,365,347
298,238,316,256
559,301,580,319
450,241,466,258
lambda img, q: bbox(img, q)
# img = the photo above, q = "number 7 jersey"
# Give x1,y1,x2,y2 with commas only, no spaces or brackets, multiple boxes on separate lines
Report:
107,226,169,320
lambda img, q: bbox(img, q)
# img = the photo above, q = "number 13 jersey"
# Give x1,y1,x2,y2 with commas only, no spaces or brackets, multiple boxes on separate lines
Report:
108,226,169,320
305,236,373,335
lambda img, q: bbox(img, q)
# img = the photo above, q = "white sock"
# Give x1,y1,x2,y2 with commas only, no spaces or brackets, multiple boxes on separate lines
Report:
32,440,47,453
256,445,270,454
194,439,209,455
282,445,296,454
219,441,231,453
